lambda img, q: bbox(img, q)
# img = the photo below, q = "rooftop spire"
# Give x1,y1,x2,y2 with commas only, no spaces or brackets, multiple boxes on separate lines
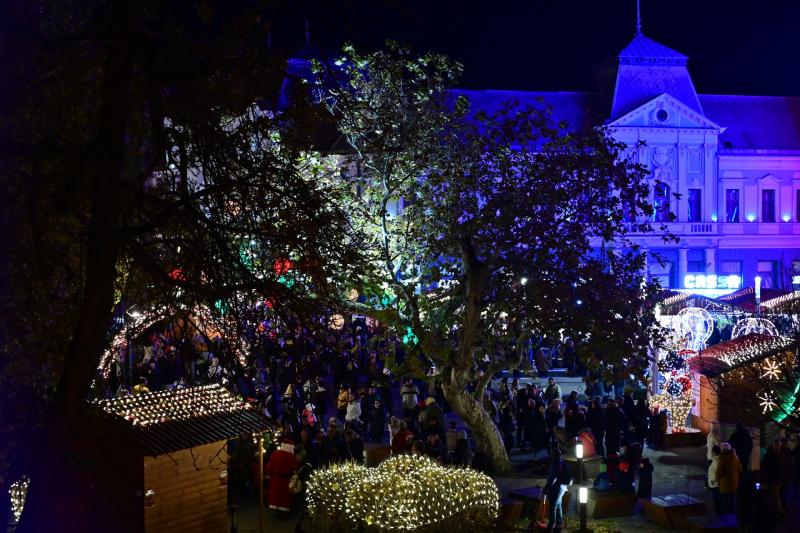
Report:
636,0,642,35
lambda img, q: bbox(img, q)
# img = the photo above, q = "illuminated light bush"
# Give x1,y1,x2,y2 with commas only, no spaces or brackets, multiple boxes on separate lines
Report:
307,454,499,531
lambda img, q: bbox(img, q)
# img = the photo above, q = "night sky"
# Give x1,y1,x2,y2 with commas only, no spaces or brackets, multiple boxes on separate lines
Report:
269,0,800,96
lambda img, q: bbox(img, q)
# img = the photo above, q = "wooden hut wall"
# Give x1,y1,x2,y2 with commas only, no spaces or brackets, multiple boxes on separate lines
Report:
143,440,229,533
694,374,717,433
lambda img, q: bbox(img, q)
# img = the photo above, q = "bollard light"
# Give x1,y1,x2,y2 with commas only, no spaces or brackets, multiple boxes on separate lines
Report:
575,441,584,459
579,486,588,504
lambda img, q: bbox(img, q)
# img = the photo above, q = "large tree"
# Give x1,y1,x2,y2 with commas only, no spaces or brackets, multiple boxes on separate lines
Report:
311,44,668,472
0,1,358,530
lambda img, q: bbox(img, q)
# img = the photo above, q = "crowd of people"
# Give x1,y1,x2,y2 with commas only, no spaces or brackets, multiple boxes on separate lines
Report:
94,311,799,532
706,421,800,530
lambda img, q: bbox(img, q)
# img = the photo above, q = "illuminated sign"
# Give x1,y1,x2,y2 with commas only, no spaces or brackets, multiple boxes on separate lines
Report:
684,274,740,290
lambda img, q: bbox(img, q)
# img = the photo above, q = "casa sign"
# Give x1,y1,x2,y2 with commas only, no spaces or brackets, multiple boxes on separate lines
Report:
684,274,741,290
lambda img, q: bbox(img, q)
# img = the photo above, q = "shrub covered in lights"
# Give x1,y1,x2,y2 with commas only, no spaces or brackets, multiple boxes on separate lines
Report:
306,454,499,531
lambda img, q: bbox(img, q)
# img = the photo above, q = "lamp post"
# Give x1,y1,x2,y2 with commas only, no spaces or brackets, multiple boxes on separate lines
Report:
125,307,142,390
575,439,584,484
755,275,762,316
578,485,590,533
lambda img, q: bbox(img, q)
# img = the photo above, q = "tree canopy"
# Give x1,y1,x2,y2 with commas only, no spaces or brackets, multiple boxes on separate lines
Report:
311,43,670,470
1,1,359,529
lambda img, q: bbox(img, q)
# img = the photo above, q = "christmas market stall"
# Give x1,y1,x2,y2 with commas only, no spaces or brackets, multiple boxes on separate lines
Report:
90,384,272,533
688,333,799,469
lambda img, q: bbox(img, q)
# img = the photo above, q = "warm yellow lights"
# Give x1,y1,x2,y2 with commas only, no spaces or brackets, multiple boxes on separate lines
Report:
306,454,499,530
96,383,250,427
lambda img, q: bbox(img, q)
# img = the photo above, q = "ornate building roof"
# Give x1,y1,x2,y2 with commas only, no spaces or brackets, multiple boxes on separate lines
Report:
605,33,702,119
617,34,689,63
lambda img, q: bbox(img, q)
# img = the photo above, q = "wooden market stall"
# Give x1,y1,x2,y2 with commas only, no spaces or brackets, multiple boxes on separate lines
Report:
688,334,799,470
91,384,271,533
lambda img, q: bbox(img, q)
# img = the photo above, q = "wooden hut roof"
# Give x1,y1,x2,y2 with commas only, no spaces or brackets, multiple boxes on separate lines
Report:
95,384,272,455
687,333,797,376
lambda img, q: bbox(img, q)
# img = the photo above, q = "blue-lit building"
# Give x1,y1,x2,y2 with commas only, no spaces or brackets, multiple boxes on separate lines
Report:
456,32,800,295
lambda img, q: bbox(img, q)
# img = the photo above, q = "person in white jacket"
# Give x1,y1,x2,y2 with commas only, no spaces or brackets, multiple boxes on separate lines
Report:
345,392,362,431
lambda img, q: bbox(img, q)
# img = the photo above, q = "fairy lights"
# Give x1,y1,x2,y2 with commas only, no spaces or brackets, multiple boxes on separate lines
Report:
731,318,778,339
306,454,499,530
661,292,690,307
9,477,29,522
761,291,800,311
688,334,795,369
676,307,714,351
96,383,250,427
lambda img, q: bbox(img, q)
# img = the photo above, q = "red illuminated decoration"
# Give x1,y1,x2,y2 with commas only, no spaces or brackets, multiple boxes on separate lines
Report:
169,268,186,281
273,258,293,276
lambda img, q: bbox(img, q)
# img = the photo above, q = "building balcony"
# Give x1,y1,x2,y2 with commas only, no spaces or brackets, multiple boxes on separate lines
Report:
625,221,800,237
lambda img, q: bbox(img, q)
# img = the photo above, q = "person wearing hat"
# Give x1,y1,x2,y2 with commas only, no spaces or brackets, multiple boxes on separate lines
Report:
265,437,299,515
419,396,443,428
715,442,741,514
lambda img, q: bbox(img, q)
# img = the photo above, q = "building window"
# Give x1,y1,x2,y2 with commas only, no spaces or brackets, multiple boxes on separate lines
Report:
687,189,702,222
653,182,671,222
758,260,776,288
687,249,705,273
762,189,776,222
725,189,739,223
720,261,742,289
649,259,672,288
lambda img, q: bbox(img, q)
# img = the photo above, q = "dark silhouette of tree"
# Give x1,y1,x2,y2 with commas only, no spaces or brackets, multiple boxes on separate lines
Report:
1,1,359,529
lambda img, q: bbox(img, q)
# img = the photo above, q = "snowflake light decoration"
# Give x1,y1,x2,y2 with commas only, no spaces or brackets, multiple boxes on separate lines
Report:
731,318,778,339
761,358,782,381
758,390,778,414
676,307,714,351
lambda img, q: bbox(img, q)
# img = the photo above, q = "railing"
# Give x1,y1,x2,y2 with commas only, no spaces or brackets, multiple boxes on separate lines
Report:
624,221,800,236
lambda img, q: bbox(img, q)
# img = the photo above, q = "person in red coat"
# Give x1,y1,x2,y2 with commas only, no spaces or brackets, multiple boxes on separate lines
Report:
265,437,299,513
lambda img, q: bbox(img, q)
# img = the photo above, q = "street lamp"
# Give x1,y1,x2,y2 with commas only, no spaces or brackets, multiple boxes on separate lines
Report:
578,485,590,533
126,306,143,389
755,276,762,317
575,440,584,484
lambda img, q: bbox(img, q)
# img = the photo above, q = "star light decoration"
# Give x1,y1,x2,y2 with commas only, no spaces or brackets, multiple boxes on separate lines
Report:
761,358,782,381
306,454,499,531
731,318,778,340
758,389,778,414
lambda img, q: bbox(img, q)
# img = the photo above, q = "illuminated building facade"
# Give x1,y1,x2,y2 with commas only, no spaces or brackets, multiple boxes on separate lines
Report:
457,32,800,295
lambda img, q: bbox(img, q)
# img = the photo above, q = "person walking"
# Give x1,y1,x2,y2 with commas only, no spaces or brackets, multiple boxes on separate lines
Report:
544,447,572,532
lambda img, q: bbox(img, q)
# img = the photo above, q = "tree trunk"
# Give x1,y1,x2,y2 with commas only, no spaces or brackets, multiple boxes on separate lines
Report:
16,1,132,531
442,376,511,473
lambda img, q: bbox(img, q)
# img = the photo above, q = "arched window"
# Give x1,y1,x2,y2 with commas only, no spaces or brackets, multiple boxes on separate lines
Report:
653,182,671,222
